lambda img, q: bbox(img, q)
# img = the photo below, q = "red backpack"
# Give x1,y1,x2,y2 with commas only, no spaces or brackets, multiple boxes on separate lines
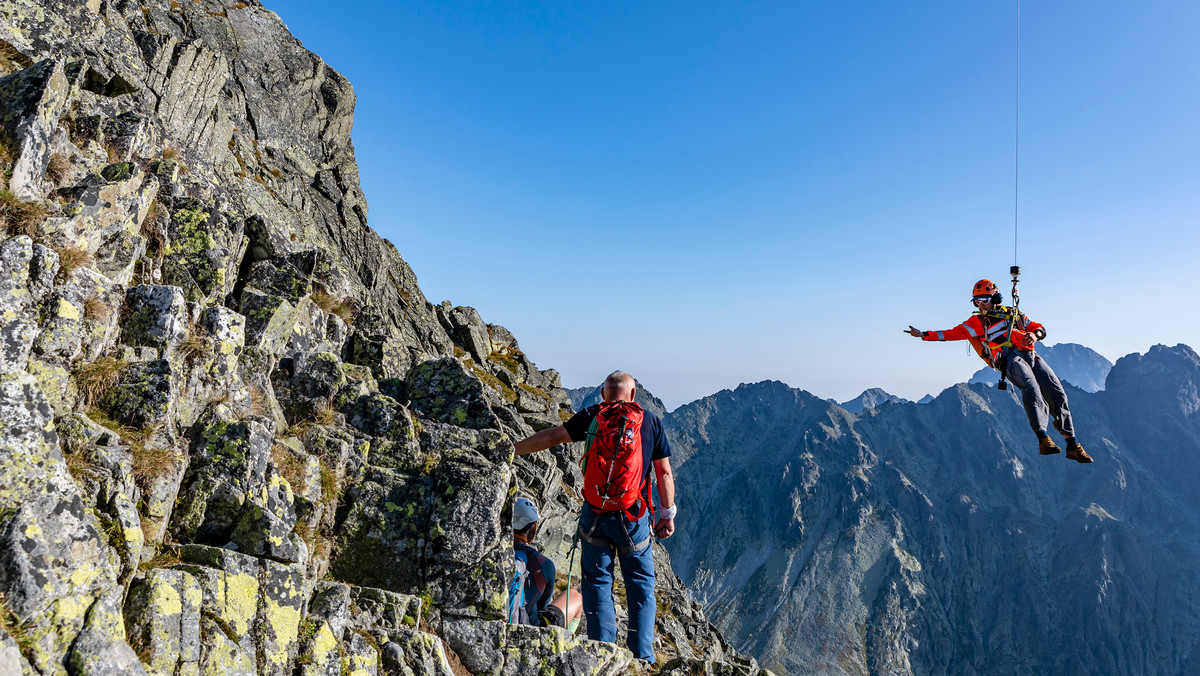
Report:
581,401,652,520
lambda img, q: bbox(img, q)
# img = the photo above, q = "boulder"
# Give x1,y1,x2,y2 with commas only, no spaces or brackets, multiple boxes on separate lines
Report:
121,284,189,350
171,408,275,545
101,358,177,428
0,370,121,672
0,236,33,314
124,569,203,675
407,357,500,431
160,199,245,303
0,59,71,200
272,350,345,423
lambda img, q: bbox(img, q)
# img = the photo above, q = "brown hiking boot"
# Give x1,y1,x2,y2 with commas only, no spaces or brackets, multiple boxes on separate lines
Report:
1066,442,1093,463
1038,436,1060,455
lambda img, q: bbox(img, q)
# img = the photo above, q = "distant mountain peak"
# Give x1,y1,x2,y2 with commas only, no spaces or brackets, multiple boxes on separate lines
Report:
840,387,910,414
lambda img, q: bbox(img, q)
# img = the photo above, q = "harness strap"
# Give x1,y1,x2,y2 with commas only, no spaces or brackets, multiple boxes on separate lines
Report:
578,528,651,555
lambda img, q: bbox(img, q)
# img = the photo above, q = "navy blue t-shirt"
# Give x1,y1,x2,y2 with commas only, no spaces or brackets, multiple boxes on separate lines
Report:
564,403,671,482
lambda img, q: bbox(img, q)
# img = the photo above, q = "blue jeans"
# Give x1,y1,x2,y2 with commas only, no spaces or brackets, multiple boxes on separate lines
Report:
578,503,656,661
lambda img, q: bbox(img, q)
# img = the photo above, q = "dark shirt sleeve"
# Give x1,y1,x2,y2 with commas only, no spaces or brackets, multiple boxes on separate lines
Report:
563,405,598,442
648,414,671,461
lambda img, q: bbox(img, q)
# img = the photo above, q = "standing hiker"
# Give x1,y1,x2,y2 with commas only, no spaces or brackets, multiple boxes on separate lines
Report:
906,279,1092,463
507,497,583,631
514,371,676,663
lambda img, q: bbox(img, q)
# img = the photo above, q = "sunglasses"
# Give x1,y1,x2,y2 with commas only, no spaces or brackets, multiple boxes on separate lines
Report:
972,297,993,306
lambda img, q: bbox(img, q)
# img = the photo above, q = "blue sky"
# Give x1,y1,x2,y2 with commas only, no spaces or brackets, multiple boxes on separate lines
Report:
262,1,1199,409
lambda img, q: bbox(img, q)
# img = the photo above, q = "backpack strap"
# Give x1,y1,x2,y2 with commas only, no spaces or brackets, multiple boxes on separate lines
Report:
579,414,600,473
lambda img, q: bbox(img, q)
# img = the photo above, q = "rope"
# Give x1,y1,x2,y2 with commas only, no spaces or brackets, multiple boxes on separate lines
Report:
1013,0,1021,268
564,530,580,632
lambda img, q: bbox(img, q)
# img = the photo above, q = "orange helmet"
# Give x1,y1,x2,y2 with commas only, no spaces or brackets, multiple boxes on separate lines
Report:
972,279,998,299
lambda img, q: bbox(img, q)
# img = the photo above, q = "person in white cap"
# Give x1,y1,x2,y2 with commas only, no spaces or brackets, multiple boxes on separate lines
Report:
509,497,583,631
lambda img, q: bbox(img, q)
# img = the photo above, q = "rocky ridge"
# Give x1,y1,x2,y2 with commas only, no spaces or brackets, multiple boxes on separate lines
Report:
0,2,767,675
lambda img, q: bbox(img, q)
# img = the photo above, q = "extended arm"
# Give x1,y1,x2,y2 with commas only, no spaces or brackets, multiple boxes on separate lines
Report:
514,426,572,457
652,457,675,538
907,316,982,342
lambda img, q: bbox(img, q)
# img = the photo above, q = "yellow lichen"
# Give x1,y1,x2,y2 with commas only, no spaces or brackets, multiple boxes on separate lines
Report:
223,572,258,634
310,621,338,664
261,599,301,665
56,297,80,320
154,579,183,616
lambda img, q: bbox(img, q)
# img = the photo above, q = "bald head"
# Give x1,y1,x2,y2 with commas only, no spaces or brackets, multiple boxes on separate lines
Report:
601,371,635,402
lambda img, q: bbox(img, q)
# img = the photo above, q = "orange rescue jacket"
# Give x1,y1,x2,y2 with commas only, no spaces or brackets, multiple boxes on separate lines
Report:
923,306,1044,367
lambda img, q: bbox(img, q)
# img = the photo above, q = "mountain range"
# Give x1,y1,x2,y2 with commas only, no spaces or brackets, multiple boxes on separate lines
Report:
656,343,1200,675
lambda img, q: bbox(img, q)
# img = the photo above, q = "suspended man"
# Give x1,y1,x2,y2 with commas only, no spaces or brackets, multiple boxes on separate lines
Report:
905,279,1092,463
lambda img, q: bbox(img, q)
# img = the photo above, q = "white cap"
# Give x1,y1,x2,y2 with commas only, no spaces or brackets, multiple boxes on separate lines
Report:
512,497,539,531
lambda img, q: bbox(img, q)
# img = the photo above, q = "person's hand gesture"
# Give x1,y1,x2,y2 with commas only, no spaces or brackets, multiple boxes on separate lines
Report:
905,326,924,338
654,517,675,539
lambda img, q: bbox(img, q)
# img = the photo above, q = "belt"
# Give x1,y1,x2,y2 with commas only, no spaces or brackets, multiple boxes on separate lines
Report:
578,529,650,554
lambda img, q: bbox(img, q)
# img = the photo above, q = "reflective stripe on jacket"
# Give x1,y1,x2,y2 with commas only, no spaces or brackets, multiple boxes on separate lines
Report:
923,306,1044,366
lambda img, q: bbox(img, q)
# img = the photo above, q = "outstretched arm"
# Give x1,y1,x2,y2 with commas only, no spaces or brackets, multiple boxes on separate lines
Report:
909,318,980,342
514,426,572,456
653,457,675,538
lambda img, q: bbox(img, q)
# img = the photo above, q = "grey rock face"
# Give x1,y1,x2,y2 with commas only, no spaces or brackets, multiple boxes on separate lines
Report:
0,59,70,200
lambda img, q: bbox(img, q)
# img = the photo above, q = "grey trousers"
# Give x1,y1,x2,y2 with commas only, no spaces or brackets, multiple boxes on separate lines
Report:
1003,349,1075,439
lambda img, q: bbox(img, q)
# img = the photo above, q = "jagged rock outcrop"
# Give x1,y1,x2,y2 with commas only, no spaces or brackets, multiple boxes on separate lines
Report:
0,2,765,675
664,344,1200,676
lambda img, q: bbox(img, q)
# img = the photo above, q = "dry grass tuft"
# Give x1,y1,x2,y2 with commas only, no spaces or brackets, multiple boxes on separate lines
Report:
271,443,307,493
177,319,208,365
284,403,337,438
0,189,48,238
0,142,14,175
312,404,337,426
161,145,179,161
89,406,176,493
84,295,112,322
132,443,177,490
137,544,181,572
54,243,91,280
45,153,71,185
74,356,127,407
64,448,95,481
0,593,34,662
318,459,338,503
248,385,268,416
104,143,123,163
311,286,357,324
